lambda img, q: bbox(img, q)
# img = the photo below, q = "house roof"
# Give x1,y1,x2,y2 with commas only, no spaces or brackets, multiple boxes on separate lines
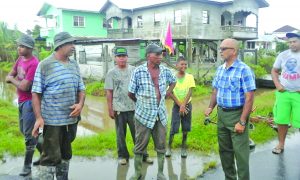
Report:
37,2,104,16
247,34,282,42
273,25,300,33
100,0,268,13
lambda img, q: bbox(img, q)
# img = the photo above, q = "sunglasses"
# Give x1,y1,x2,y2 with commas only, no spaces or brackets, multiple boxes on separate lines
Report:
219,47,235,52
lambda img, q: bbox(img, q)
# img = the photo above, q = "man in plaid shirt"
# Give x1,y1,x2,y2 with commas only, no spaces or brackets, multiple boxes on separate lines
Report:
128,43,176,180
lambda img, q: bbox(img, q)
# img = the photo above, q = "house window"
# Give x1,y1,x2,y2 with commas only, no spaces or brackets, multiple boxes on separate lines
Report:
137,16,143,28
73,16,85,27
174,10,182,24
154,13,161,26
202,10,209,24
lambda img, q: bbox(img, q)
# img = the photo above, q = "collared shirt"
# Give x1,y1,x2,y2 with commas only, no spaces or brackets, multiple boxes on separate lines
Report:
212,59,256,108
128,63,176,129
32,54,85,126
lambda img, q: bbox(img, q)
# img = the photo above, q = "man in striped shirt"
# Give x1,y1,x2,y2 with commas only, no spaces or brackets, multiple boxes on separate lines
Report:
205,38,256,180
128,43,176,180
31,32,85,180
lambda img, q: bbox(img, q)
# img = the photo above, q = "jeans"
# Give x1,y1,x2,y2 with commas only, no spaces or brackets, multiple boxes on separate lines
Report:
19,100,37,146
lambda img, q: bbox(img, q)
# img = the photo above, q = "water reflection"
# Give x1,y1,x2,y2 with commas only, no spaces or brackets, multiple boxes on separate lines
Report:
116,163,129,180
0,70,17,103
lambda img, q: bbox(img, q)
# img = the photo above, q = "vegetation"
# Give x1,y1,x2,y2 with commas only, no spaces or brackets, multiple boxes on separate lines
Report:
0,61,13,72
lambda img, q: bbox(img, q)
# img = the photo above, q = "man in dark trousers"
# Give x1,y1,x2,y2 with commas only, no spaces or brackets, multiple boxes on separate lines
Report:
6,34,39,176
205,38,256,180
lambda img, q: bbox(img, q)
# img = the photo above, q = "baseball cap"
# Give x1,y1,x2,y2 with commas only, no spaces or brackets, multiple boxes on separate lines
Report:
286,32,300,39
54,32,76,50
114,47,128,56
16,35,35,49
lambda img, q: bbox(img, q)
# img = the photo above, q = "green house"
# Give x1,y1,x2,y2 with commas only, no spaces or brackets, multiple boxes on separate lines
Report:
37,3,107,47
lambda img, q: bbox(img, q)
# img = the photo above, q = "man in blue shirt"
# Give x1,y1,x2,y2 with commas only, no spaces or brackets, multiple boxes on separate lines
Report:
31,32,85,180
128,43,176,180
205,38,256,180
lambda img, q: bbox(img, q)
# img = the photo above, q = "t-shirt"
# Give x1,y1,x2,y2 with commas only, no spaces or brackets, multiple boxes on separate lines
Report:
32,54,85,126
273,49,300,91
173,73,195,103
13,56,39,103
104,65,135,112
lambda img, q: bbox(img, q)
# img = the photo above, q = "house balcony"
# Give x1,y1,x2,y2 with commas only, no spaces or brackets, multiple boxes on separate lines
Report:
221,25,258,39
40,28,55,38
107,28,133,39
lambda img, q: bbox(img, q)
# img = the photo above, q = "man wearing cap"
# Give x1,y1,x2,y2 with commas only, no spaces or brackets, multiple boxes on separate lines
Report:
105,47,153,165
271,32,300,154
31,32,85,179
128,43,176,180
6,34,39,176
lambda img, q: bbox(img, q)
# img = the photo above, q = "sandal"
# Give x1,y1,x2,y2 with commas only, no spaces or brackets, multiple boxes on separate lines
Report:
272,147,284,154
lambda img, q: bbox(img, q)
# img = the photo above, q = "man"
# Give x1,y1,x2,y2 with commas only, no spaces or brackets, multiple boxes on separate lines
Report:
31,32,85,179
5,34,39,176
128,43,176,180
166,56,195,158
104,47,153,165
204,38,256,180
271,32,300,154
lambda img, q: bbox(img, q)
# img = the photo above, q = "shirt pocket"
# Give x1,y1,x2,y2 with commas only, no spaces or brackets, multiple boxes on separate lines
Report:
228,77,240,92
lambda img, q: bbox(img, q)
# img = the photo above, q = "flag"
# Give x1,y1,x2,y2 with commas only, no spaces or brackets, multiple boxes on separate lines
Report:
164,22,174,55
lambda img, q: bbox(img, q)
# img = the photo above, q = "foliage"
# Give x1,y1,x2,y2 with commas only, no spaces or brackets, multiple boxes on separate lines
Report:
0,61,13,72
85,81,105,96
192,85,212,96
0,21,21,62
276,42,289,53
38,47,53,61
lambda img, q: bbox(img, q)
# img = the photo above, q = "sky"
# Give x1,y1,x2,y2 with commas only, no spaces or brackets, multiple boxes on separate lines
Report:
0,0,299,35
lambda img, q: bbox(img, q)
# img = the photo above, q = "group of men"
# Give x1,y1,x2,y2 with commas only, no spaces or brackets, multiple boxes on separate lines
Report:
6,30,300,180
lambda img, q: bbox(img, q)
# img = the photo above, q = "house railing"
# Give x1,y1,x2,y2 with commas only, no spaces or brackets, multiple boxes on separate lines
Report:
221,25,257,32
107,28,133,34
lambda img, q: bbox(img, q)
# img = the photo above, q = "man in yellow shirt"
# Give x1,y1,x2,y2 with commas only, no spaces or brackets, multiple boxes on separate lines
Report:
166,57,195,158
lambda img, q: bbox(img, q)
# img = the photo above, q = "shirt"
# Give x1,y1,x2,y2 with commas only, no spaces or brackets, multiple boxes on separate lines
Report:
212,59,256,108
104,65,135,111
273,49,300,91
32,54,85,126
173,73,195,103
13,56,39,103
128,63,176,129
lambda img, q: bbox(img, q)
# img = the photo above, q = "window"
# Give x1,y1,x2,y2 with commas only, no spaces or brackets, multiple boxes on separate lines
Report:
174,10,182,24
73,16,85,27
202,10,209,24
137,16,143,28
154,13,161,26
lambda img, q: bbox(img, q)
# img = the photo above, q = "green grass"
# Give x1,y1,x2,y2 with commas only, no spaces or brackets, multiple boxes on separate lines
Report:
0,89,279,159
0,61,13,72
85,81,105,96
0,100,24,159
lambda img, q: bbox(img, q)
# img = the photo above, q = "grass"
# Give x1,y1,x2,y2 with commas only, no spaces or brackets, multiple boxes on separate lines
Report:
0,100,24,159
0,89,279,160
0,61,13,72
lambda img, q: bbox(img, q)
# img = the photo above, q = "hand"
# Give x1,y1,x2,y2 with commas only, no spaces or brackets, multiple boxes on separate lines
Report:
276,84,285,92
204,108,213,117
5,75,14,83
109,109,115,119
32,117,44,138
234,122,245,134
179,104,188,115
69,104,83,117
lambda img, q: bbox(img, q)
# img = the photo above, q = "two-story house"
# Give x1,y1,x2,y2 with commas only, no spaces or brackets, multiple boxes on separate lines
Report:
100,0,269,63
37,3,107,47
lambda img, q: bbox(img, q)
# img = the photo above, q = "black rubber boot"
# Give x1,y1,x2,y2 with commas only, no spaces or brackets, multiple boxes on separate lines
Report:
33,142,42,166
56,160,70,180
19,145,35,176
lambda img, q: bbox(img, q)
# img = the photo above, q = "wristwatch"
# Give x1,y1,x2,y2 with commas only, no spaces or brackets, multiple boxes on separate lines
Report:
239,120,247,126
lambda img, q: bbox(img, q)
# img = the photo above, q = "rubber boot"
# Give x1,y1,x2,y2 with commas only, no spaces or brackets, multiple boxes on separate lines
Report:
39,165,55,180
56,159,70,180
33,142,42,166
157,153,166,180
130,154,143,180
165,134,174,157
19,145,35,176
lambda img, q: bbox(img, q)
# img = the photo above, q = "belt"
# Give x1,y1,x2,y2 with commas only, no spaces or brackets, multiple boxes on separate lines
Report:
218,106,243,112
